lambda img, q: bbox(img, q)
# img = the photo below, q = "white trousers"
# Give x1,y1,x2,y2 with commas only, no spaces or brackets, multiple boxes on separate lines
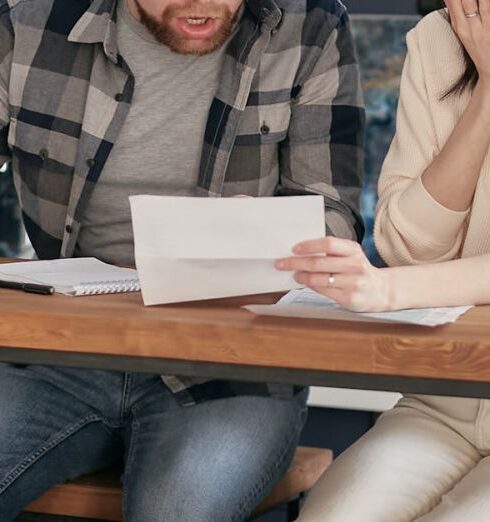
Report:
298,394,490,522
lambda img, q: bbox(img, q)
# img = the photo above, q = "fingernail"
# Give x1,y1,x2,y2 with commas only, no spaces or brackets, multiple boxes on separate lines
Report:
293,244,303,254
275,260,284,269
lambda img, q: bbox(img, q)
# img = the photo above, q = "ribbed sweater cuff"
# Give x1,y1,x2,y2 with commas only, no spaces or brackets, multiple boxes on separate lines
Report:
397,176,469,247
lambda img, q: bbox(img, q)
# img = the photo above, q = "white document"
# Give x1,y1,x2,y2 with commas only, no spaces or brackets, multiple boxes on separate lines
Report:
129,195,326,305
245,287,472,327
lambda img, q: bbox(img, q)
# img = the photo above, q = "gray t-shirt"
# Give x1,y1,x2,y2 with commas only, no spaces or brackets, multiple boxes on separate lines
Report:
75,0,227,265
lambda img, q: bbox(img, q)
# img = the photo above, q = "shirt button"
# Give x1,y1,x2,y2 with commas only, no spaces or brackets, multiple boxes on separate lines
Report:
260,124,270,135
86,158,96,168
39,148,49,160
115,93,123,102
65,224,73,234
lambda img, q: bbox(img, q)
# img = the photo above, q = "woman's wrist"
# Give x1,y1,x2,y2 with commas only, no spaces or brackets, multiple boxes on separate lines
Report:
476,73,490,90
379,267,399,312
472,80,490,118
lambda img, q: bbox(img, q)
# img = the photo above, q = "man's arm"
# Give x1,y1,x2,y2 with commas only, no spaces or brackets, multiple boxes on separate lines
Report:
0,4,13,168
279,5,365,242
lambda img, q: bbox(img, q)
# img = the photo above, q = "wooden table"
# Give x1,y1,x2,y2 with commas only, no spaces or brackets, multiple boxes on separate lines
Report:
0,287,490,399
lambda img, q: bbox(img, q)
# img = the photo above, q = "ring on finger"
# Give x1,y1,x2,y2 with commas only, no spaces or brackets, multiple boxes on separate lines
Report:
465,10,480,17
327,273,336,288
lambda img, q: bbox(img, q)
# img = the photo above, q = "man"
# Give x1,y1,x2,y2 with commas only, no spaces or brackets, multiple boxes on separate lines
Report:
0,0,364,519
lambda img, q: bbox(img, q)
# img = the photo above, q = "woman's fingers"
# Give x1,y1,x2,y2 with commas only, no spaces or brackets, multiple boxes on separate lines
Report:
446,0,468,22
480,0,490,23
447,0,482,34
294,271,361,290
275,254,363,275
451,0,482,33
276,237,369,275
301,283,367,312
444,0,490,83
461,0,480,16
305,284,348,302
292,236,362,257
274,237,388,313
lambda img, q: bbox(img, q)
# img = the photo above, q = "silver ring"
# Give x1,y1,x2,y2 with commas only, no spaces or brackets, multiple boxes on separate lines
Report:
327,274,335,287
465,11,479,18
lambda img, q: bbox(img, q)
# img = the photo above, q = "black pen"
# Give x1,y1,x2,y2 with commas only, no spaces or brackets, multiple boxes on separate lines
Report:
0,280,55,295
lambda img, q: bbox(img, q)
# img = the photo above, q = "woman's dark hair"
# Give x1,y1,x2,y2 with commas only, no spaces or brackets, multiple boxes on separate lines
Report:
418,0,478,97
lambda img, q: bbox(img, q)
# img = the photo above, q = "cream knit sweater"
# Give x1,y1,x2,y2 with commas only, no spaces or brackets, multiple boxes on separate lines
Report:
374,10,490,266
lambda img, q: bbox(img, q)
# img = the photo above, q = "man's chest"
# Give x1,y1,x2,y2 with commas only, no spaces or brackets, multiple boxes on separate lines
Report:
6,22,298,217
8,51,293,169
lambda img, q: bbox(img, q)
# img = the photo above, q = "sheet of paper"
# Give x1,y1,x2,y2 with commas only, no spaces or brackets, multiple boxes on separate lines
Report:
129,195,326,305
245,287,472,327
0,258,139,295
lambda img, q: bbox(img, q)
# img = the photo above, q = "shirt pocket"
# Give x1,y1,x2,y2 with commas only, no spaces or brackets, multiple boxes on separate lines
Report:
8,117,78,171
234,102,291,146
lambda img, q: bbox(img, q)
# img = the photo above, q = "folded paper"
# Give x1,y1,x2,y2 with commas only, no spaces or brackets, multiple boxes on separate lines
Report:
130,195,325,305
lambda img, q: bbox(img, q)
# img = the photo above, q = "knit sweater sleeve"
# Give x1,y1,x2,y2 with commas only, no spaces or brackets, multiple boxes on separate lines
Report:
374,18,469,267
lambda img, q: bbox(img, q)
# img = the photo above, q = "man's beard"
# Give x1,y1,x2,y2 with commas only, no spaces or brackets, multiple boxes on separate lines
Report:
134,1,237,55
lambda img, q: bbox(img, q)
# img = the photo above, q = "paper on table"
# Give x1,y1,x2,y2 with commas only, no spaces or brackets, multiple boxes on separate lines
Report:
0,258,139,295
245,287,472,327
130,195,326,305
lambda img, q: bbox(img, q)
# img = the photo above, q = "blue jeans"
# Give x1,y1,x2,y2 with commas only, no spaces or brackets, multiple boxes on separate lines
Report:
0,363,307,521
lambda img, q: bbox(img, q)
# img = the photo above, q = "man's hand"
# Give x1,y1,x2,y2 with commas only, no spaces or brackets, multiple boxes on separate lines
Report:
275,237,392,312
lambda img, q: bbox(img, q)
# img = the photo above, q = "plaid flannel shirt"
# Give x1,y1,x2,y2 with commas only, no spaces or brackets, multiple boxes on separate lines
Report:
0,0,364,406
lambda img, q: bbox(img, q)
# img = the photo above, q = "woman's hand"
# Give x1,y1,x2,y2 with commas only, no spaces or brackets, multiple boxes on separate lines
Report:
275,237,393,313
446,0,490,84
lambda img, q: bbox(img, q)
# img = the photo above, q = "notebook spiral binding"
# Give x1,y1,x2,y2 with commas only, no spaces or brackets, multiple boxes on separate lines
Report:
73,279,141,296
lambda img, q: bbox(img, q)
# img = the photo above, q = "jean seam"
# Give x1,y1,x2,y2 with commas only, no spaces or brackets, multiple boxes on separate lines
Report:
129,378,165,414
232,403,307,522
0,413,107,495
0,366,122,419
234,428,299,521
120,372,133,422
122,414,141,521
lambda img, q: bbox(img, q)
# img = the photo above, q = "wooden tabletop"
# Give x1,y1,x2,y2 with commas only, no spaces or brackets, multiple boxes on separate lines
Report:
0,285,490,397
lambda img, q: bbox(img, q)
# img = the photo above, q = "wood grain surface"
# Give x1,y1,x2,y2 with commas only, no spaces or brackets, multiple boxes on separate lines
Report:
0,270,489,383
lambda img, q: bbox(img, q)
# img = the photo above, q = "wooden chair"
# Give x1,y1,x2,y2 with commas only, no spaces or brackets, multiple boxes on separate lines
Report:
25,446,332,521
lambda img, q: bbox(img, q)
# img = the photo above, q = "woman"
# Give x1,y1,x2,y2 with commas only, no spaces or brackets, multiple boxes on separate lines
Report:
275,0,490,520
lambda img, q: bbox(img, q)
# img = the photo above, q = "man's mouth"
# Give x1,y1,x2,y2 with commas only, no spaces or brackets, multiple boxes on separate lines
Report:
185,17,210,25
175,16,219,39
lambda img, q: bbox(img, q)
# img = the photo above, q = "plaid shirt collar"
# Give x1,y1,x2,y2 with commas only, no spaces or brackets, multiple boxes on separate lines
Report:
67,0,283,64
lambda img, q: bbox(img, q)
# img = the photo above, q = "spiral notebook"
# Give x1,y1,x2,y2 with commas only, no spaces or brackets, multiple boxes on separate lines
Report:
0,258,140,296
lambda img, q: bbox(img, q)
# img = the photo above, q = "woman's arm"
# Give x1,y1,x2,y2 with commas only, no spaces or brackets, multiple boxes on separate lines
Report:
421,81,490,211
275,237,490,312
386,252,490,309
374,6,490,266
421,0,490,211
